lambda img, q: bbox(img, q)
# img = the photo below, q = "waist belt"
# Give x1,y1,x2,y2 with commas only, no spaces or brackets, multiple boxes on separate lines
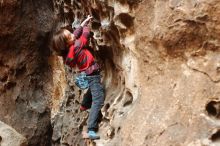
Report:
85,62,100,75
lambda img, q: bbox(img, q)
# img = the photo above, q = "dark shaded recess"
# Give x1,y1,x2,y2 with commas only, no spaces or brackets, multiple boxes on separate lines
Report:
117,0,142,8
105,103,110,110
96,45,113,61
103,24,124,58
206,101,217,116
15,65,26,78
0,60,4,66
109,22,120,43
0,37,11,51
117,0,127,5
37,31,51,57
74,99,80,105
15,95,26,103
206,101,220,118
117,126,121,133
29,110,53,146
76,11,82,19
66,10,75,24
211,129,220,142
117,13,134,28
92,21,101,30
203,41,219,52
127,0,143,6
123,90,133,107
91,8,101,22
97,111,103,127
65,0,71,5
66,93,75,106
196,14,209,21
0,75,8,82
58,1,65,21
4,81,16,90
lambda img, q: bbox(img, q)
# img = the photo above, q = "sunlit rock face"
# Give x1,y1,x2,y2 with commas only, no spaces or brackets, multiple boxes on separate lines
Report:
52,0,220,146
1,0,220,146
52,0,139,145
123,0,220,146
0,0,54,145
130,0,220,145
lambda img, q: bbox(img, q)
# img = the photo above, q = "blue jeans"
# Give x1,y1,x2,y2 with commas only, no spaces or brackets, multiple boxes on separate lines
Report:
81,74,104,131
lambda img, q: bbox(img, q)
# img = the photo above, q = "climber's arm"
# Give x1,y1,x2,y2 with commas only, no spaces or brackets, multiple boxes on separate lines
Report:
73,26,83,39
80,15,93,46
80,15,93,27
73,15,92,41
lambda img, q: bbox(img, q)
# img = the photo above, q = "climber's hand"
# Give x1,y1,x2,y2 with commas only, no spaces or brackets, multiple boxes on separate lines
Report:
86,15,93,21
81,15,93,27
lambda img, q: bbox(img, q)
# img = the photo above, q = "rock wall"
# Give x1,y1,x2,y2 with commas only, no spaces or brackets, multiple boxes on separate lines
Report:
51,0,139,145
122,0,220,146
0,0,54,145
51,0,220,146
1,0,220,146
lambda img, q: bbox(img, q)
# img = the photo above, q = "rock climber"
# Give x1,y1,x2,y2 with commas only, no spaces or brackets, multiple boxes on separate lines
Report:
51,15,104,140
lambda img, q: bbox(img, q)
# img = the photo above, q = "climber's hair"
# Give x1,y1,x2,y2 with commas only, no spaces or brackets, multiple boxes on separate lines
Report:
51,28,68,56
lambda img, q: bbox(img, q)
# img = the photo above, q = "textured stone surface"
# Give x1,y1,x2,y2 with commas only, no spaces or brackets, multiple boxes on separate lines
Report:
51,0,220,146
0,0,54,145
0,121,27,146
1,0,220,146
121,0,220,146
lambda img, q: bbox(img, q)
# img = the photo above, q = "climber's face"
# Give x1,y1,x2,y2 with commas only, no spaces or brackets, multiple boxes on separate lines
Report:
64,29,75,46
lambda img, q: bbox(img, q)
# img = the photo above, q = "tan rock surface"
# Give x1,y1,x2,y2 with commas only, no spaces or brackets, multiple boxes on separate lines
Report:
0,121,27,146
51,0,220,145
1,0,220,146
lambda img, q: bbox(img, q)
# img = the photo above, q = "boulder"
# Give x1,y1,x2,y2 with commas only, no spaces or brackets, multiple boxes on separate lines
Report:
0,121,27,146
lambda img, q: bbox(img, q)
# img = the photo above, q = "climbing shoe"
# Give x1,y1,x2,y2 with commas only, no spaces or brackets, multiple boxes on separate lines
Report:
80,106,89,111
88,131,100,140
